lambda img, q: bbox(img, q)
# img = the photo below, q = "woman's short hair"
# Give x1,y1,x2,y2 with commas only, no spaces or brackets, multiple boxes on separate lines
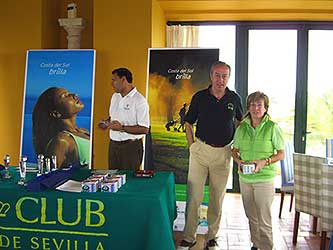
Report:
246,91,270,111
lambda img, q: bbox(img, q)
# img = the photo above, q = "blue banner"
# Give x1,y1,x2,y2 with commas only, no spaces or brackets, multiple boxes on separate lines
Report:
20,50,95,167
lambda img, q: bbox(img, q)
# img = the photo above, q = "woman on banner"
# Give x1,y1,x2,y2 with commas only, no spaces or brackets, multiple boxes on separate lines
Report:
231,91,285,250
32,87,90,168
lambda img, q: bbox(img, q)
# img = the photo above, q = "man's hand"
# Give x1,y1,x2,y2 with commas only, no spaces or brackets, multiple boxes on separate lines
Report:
185,122,194,147
98,119,111,130
237,160,246,173
110,120,123,131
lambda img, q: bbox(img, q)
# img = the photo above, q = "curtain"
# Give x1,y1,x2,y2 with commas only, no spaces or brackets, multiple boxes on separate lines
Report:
166,25,199,48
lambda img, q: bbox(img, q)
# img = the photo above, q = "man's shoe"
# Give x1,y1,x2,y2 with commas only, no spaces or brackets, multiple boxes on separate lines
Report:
205,239,219,250
176,240,197,250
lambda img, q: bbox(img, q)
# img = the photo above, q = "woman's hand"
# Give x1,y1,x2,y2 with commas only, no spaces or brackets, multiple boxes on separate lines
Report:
252,159,267,173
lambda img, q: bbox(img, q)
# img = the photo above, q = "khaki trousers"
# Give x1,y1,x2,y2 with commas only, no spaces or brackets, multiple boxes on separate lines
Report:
183,139,231,242
240,180,275,250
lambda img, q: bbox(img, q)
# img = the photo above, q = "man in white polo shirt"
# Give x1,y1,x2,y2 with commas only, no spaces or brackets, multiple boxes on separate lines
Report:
98,68,150,170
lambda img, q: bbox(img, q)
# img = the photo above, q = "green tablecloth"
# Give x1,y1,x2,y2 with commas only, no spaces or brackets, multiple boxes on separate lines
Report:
0,168,176,250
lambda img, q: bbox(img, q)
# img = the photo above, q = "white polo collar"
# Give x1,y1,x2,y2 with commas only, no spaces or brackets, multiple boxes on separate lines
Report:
123,87,137,98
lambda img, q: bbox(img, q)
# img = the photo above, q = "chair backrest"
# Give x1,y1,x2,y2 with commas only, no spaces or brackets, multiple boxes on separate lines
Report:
293,153,325,216
280,141,294,188
325,138,333,158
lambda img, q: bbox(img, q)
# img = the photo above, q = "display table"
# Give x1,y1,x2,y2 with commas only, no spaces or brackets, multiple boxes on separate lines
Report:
0,168,176,250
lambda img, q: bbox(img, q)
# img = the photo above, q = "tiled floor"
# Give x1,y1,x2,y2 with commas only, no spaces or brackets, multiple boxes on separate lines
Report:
174,193,330,250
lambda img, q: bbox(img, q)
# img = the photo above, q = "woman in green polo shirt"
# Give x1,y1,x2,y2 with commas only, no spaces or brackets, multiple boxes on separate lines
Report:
232,91,285,250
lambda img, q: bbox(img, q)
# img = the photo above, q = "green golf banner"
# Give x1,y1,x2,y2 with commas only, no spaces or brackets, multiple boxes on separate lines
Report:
146,48,219,183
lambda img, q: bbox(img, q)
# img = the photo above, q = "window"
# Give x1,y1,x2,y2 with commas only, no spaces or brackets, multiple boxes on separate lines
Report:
198,25,236,89
248,29,297,188
167,21,333,191
307,30,333,156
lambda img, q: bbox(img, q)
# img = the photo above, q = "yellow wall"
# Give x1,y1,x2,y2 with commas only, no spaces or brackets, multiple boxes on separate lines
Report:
0,0,332,167
42,0,61,48
0,0,93,165
0,0,43,165
152,0,166,47
93,0,152,168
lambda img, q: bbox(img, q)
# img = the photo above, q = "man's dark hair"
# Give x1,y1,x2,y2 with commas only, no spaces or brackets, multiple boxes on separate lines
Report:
209,61,231,75
112,68,133,83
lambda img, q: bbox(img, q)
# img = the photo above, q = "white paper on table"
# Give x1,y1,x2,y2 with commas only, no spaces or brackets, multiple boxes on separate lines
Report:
56,180,82,192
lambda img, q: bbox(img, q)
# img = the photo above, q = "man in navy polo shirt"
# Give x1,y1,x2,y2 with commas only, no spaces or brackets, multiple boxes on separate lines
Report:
177,61,243,250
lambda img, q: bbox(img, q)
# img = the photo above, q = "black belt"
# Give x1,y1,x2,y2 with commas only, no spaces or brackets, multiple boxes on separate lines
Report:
197,138,227,148
110,139,141,145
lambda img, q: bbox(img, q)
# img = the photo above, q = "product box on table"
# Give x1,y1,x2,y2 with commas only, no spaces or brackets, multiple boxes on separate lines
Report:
81,180,98,192
101,180,118,193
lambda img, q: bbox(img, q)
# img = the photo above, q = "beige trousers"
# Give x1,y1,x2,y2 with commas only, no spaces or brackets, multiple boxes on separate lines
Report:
240,180,275,250
183,140,231,242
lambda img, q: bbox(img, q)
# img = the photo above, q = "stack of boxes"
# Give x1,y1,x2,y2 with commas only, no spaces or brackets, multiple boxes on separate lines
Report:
81,173,126,192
